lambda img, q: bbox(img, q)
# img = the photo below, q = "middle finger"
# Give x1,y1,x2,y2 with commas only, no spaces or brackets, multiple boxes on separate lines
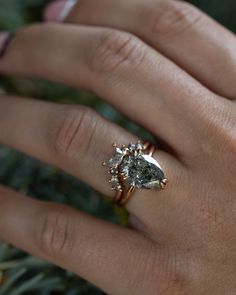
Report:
0,24,215,156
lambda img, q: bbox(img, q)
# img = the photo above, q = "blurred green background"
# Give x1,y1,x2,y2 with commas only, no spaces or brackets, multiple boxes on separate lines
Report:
0,0,235,294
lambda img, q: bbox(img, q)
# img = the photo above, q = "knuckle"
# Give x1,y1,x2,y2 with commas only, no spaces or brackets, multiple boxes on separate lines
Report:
91,29,146,75
208,109,236,170
221,116,236,155
53,106,98,158
141,249,187,295
149,1,202,37
128,241,186,295
197,103,236,159
223,131,236,157
36,204,75,257
221,128,236,173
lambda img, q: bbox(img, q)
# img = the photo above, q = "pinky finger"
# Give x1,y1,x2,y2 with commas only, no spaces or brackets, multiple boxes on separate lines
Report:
0,186,160,294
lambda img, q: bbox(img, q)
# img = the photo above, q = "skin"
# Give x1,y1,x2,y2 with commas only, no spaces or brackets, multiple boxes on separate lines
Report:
0,0,236,294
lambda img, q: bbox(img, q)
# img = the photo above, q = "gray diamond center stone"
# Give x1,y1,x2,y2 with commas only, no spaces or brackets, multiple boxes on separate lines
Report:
120,154,165,189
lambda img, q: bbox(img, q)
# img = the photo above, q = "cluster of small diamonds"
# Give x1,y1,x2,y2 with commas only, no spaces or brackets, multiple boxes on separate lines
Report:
104,141,145,191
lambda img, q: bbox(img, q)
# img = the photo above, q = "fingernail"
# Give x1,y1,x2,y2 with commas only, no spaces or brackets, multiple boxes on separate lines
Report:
0,32,15,58
44,0,77,22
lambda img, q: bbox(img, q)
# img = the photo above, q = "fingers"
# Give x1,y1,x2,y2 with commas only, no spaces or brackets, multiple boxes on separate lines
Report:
0,94,185,243
0,95,180,214
0,24,213,155
0,186,162,294
45,0,236,99
0,96,134,196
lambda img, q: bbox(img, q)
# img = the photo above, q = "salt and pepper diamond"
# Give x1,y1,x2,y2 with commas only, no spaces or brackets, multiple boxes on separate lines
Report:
103,141,167,192
120,154,165,189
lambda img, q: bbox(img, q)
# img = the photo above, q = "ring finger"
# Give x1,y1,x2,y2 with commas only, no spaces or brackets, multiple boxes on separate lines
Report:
0,95,182,237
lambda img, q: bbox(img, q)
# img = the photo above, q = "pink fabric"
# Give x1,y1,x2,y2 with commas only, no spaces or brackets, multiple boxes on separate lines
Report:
0,33,9,51
43,0,67,22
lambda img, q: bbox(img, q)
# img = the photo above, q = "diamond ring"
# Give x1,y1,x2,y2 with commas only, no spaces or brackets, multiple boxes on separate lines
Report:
103,141,168,206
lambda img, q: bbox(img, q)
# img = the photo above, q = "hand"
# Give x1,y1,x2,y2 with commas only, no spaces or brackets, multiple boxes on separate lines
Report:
0,0,236,294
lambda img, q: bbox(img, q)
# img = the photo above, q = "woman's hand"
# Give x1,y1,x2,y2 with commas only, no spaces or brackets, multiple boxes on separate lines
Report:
0,0,235,294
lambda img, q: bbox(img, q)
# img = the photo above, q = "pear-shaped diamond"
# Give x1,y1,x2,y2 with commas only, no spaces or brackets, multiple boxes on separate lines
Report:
120,154,165,189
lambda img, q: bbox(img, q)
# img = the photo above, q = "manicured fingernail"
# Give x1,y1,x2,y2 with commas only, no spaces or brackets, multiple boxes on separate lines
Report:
0,32,15,58
44,0,77,22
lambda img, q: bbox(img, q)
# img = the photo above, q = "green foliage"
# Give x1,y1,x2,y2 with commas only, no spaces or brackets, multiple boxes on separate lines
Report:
0,0,235,294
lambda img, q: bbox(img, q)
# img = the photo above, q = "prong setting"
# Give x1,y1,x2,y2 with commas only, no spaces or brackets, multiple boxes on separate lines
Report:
103,141,167,194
